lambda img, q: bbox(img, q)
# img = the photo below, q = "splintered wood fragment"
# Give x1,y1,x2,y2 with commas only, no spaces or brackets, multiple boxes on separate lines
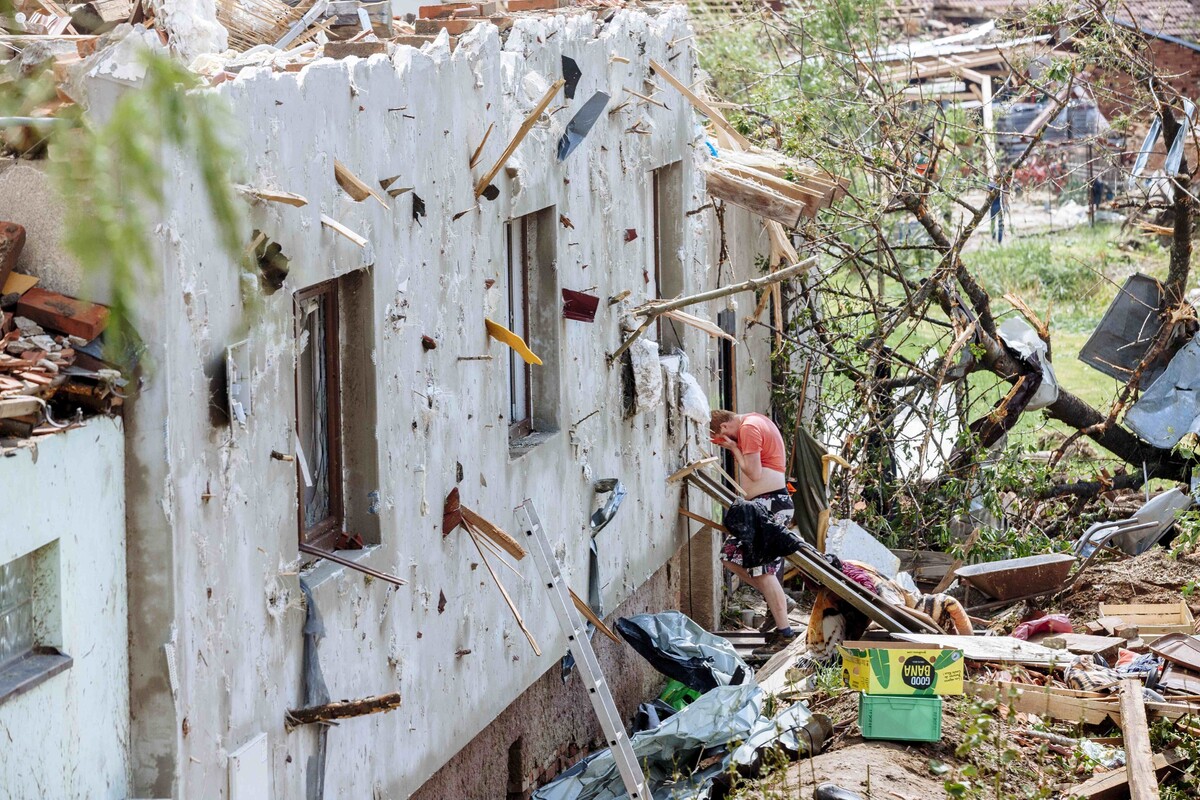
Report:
284,691,402,730
625,88,668,109
465,526,541,656
469,122,494,169
320,215,368,248
569,588,621,644
610,54,629,63
649,59,751,151
1065,751,1184,799
460,505,525,560
666,456,718,483
660,309,735,342
334,160,389,208
1120,678,1159,800
0,396,43,420
234,184,309,207
1003,292,1050,341
474,78,565,198
678,506,729,534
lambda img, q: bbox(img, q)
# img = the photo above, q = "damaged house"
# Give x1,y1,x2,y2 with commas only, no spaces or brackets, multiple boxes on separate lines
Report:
0,1,838,797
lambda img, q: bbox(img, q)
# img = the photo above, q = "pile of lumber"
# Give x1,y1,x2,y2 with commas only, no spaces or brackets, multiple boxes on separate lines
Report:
702,147,847,229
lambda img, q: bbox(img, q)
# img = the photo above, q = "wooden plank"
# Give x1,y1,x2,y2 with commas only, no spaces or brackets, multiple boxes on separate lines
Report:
666,456,718,483
0,397,42,420
1119,678,1159,800
702,164,807,228
649,59,751,150
474,79,564,198
460,505,525,560
465,527,541,656
965,680,1117,726
15,287,109,341
333,159,389,207
678,507,729,534
285,691,401,730
319,214,368,248
1099,602,1193,634
569,588,621,645
235,184,309,207
1064,751,1184,800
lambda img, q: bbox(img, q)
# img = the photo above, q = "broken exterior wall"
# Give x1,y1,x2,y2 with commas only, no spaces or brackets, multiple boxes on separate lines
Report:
0,418,129,799
412,552,681,799
109,7,763,798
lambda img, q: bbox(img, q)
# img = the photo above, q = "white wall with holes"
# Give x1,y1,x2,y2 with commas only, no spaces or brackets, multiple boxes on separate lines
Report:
0,418,128,800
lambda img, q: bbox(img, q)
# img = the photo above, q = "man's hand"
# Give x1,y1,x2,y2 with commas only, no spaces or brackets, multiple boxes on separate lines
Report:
710,434,738,451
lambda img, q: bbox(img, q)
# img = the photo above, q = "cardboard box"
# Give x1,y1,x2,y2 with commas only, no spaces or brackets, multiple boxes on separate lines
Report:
839,641,964,696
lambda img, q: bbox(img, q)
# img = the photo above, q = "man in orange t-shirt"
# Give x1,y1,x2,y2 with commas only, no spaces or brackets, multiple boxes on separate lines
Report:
710,409,796,655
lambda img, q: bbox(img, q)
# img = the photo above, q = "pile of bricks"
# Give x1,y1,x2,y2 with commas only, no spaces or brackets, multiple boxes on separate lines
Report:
0,222,125,441
403,0,571,50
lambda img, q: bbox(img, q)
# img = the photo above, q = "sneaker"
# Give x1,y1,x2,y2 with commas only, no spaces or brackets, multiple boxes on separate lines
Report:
751,629,798,658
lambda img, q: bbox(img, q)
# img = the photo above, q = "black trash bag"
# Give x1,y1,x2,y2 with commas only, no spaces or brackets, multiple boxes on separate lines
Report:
723,499,805,568
632,699,678,733
615,611,749,692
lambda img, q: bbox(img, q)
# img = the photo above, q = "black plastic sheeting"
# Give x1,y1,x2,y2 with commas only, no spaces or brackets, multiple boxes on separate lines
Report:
531,683,832,800
615,611,750,692
723,500,805,569
299,579,331,800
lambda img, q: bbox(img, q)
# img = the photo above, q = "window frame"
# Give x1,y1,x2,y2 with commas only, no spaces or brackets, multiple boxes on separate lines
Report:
506,219,534,441
294,279,345,550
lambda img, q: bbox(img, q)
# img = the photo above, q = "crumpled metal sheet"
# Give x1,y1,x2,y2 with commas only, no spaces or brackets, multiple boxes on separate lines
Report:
1125,337,1200,448
615,611,750,692
532,684,826,800
998,317,1058,410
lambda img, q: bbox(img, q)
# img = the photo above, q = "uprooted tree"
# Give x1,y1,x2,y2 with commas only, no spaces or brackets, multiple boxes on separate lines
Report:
695,1,1199,552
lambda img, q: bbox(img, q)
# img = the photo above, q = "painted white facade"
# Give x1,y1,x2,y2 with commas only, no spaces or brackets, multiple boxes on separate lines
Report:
108,8,775,799
0,418,129,800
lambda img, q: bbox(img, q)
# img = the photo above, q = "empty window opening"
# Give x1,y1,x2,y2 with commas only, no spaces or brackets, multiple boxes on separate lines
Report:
505,207,560,450
652,162,685,352
294,270,380,550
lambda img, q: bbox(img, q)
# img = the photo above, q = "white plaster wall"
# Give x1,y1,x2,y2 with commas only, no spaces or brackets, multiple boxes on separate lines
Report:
0,418,129,800
120,7,780,798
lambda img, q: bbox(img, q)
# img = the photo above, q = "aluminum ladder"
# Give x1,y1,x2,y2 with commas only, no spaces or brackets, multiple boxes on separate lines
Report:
514,499,649,800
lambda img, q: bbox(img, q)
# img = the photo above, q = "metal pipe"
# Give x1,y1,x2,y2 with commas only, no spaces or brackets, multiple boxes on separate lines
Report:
298,542,407,587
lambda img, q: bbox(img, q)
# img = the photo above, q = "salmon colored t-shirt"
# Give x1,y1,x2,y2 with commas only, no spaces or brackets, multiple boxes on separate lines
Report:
738,413,786,473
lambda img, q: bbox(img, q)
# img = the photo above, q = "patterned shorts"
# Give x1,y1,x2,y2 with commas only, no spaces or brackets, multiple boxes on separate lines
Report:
720,489,795,577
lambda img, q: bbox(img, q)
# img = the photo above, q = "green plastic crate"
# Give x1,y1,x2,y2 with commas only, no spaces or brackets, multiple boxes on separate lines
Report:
858,693,942,742
659,679,701,711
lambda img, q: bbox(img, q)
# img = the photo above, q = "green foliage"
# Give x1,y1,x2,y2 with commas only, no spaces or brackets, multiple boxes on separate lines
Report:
5,45,243,364
938,695,1058,799
1171,511,1200,560
1150,716,1200,795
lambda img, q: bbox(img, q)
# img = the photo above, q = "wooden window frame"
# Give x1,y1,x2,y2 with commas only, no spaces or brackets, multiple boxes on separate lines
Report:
507,219,533,440
295,280,345,550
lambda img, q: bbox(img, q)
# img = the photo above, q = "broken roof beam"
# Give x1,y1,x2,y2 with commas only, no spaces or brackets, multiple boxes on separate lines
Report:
649,58,751,151
474,79,566,198
702,164,810,229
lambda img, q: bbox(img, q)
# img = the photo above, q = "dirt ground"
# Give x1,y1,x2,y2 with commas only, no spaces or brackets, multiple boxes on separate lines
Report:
1052,545,1200,621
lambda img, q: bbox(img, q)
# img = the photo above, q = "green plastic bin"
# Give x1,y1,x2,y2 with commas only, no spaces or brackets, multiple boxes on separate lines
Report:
659,679,701,711
858,693,942,742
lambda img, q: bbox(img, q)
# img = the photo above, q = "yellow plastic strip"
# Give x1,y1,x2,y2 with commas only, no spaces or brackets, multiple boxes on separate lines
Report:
484,318,543,365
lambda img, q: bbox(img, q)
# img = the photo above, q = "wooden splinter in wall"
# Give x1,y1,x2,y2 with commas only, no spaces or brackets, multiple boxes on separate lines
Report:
334,159,389,208
284,691,402,731
473,78,566,198
443,489,540,656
